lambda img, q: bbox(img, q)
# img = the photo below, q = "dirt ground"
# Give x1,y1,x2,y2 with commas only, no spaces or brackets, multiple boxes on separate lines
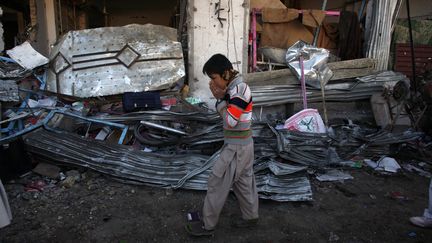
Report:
1,166,432,243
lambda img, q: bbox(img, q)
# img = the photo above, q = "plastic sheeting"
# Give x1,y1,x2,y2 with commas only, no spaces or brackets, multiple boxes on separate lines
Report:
285,40,333,88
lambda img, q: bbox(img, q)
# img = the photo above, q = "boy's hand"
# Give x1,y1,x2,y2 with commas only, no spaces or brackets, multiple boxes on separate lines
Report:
209,80,226,99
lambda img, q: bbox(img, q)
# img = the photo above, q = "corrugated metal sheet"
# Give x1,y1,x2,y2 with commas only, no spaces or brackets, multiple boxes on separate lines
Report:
23,128,313,202
395,44,432,79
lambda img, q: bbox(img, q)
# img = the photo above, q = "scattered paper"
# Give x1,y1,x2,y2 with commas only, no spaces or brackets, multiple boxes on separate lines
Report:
7,41,49,70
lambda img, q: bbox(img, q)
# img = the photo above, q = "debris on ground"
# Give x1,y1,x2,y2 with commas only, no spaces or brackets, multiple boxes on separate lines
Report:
0,16,431,241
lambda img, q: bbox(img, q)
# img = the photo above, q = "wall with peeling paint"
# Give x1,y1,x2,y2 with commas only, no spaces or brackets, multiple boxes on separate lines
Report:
188,0,249,104
31,0,57,57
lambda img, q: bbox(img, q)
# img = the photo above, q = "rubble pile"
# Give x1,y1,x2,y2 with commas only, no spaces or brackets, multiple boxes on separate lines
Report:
1,25,431,204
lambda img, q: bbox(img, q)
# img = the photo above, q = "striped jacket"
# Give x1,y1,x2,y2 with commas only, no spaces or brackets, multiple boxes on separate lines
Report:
216,75,253,145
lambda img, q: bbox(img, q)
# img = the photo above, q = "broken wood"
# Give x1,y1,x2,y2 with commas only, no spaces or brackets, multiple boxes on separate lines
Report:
245,58,377,86
328,58,377,80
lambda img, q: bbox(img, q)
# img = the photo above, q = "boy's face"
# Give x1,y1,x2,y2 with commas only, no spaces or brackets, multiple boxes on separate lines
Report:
209,73,228,90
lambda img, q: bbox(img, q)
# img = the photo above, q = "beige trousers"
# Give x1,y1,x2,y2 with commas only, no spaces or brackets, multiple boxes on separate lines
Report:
0,179,12,228
203,143,259,230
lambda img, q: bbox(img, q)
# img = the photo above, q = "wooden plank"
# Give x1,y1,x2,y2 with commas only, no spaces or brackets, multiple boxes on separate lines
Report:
330,68,376,80
327,58,376,70
245,58,377,85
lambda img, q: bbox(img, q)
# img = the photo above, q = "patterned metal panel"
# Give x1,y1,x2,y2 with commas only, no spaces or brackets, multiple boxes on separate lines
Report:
46,24,185,98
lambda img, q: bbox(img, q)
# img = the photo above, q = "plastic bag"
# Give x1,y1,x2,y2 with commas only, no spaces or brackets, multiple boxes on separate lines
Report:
283,108,326,133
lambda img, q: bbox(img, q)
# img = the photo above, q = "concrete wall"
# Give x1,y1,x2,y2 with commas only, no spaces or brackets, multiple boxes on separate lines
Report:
109,8,175,27
188,0,249,104
32,0,57,56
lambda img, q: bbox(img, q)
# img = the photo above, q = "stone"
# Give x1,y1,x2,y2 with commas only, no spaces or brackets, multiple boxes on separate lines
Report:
32,163,60,179
65,170,81,182
165,189,173,196
60,176,76,188
21,192,32,201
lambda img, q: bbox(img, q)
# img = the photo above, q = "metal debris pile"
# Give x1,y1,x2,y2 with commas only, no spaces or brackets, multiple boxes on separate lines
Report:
1,24,429,203
17,109,421,202
251,71,408,106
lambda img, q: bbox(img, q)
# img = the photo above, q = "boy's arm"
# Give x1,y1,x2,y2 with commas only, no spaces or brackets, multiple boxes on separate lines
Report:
215,93,229,116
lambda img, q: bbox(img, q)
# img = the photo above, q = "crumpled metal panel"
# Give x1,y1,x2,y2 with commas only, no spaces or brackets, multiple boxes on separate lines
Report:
285,40,333,89
46,24,185,97
0,58,32,79
271,125,422,165
272,128,342,166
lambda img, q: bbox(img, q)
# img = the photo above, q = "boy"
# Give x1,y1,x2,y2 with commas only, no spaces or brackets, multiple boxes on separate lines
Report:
185,54,259,236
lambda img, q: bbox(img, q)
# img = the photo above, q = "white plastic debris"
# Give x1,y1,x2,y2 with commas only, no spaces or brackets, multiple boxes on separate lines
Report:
284,108,326,133
143,147,153,152
364,157,401,173
378,157,401,173
6,41,49,70
364,159,378,169
27,97,57,108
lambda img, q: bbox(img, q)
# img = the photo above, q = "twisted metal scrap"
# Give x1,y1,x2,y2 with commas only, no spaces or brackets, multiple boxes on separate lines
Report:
23,129,312,202
21,109,422,202
271,124,423,166
329,125,423,159
99,110,422,166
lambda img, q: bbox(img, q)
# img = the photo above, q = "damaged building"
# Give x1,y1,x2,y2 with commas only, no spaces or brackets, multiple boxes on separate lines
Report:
1,0,432,241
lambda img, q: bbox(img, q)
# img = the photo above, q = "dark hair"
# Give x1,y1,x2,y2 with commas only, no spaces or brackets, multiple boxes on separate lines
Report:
202,54,233,76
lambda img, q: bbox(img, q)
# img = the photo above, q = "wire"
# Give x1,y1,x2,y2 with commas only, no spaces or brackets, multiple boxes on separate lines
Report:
227,0,230,58
229,0,240,70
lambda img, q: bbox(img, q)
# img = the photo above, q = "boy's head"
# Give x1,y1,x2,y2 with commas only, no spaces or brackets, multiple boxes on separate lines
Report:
203,54,233,89
202,54,233,78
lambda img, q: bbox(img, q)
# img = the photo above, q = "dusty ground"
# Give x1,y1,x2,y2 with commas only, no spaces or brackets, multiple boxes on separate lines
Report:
1,166,432,243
